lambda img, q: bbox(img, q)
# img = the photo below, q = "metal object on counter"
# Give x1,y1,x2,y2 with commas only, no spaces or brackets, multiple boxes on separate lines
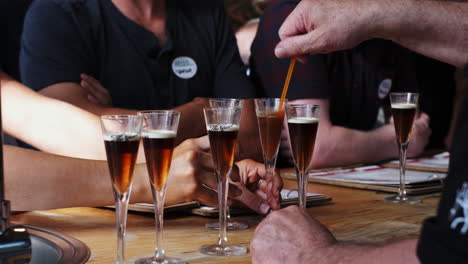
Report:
0,79,32,263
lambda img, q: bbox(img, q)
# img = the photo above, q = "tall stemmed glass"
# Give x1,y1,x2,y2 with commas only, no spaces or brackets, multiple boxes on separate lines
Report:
254,98,286,207
199,107,247,256
135,111,184,264
384,93,421,204
101,115,142,264
286,104,320,208
205,98,248,231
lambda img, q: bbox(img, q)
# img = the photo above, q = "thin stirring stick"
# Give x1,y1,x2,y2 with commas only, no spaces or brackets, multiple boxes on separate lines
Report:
279,57,296,109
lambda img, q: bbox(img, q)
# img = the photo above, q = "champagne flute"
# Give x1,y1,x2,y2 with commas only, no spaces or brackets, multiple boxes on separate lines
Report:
384,92,421,204
286,104,320,208
135,111,185,264
199,107,247,256
101,115,142,264
205,98,248,231
254,98,286,208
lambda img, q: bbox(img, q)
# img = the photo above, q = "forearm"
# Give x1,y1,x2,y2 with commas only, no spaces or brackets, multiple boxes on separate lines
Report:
237,99,263,162
4,146,151,211
0,74,107,160
173,97,209,145
329,239,419,264
374,0,468,67
312,124,397,168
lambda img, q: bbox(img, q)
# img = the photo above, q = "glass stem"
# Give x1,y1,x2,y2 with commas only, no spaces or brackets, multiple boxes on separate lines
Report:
398,143,409,200
152,187,166,260
297,168,307,209
115,188,131,264
217,170,230,246
265,157,278,197
227,207,231,223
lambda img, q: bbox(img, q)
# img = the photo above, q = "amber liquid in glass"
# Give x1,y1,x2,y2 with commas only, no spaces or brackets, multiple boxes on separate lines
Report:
142,130,176,191
257,111,285,161
391,103,416,144
288,117,319,173
104,134,140,194
207,124,239,176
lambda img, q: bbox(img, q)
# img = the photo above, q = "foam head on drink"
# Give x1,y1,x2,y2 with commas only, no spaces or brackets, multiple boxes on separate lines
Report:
141,129,177,191
391,103,417,109
142,130,177,139
287,117,319,124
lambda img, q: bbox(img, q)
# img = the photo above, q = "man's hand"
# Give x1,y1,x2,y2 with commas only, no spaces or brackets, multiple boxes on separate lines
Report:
251,205,337,264
274,0,378,61
231,159,283,212
169,137,281,214
80,73,113,106
407,112,431,157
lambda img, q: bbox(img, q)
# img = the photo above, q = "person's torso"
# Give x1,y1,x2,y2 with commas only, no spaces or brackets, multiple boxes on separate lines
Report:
73,0,221,110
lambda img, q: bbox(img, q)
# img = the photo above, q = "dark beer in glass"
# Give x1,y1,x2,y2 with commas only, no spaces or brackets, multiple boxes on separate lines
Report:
101,115,142,264
391,103,417,145
200,107,246,256
385,93,420,204
286,104,320,208
136,111,183,264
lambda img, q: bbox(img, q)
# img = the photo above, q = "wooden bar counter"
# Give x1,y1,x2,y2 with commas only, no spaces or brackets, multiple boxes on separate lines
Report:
11,180,440,263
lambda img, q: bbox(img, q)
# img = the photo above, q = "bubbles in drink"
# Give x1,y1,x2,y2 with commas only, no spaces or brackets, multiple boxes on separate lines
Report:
288,117,319,124
207,124,240,132
142,130,177,139
103,132,140,142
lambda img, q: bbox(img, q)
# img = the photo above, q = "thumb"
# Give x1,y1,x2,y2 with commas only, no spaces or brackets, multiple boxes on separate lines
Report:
229,182,271,214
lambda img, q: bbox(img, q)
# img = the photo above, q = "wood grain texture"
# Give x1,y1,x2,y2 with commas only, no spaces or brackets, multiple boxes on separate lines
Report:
10,180,439,263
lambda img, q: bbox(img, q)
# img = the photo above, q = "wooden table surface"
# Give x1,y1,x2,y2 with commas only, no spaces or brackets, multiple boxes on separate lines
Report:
11,180,440,263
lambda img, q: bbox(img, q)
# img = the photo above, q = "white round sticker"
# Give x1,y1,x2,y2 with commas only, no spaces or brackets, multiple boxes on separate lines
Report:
172,56,197,79
378,78,392,99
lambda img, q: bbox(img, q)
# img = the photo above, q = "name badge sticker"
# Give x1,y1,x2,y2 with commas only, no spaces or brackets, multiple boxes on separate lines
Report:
172,56,197,79
378,78,392,99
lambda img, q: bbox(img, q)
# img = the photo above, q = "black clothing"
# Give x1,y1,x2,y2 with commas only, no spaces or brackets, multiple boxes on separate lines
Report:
21,0,254,110
417,65,468,263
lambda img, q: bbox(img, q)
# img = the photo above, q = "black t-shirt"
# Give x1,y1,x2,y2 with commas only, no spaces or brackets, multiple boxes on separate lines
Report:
0,0,33,79
251,0,454,148
20,0,254,110
417,64,468,263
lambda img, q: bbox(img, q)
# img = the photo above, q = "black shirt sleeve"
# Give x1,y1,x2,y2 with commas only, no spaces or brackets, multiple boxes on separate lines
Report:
20,0,93,91
212,2,255,99
417,64,468,263
250,0,329,99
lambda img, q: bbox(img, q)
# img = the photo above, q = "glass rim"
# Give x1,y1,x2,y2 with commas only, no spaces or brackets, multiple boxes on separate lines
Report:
254,98,287,101
389,92,419,96
203,106,242,111
100,114,141,120
287,104,320,109
137,110,181,116
209,98,244,102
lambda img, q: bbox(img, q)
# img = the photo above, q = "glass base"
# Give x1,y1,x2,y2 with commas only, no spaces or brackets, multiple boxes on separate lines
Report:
134,256,186,264
384,195,421,204
199,244,248,256
205,221,249,231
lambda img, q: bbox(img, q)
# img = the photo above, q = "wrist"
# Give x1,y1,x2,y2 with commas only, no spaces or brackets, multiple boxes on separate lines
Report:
371,0,412,41
325,243,377,264
375,124,398,160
